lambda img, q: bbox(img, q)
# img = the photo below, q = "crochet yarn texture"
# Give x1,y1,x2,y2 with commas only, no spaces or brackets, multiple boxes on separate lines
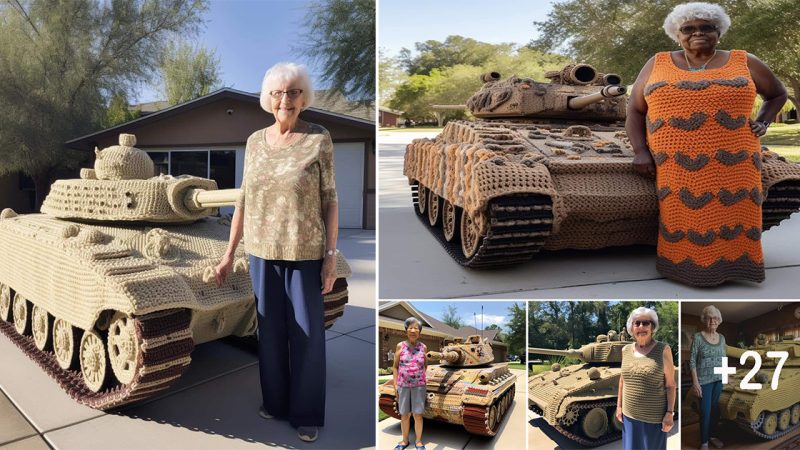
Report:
645,50,764,286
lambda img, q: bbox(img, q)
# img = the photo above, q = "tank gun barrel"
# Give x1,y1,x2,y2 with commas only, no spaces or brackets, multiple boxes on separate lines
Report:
427,350,461,363
184,188,241,210
567,85,626,110
527,347,586,362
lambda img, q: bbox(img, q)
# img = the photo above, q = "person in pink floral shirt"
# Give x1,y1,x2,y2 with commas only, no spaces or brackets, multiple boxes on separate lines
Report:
393,317,428,450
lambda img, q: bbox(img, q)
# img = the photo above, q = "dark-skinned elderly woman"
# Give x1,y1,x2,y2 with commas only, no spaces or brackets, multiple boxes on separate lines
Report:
616,307,677,450
626,2,788,286
214,62,339,443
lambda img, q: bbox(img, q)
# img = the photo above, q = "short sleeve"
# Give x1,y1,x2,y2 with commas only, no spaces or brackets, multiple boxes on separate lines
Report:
319,130,338,204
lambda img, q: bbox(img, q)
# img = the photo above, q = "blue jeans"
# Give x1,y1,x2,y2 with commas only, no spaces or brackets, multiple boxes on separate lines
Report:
699,380,722,444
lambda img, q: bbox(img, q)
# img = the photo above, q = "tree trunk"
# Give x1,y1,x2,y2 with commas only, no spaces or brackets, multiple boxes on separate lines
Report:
788,78,800,113
31,168,53,212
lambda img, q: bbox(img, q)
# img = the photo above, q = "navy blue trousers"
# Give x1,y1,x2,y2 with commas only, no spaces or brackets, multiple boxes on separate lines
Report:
249,256,326,427
622,415,666,450
699,381,722,444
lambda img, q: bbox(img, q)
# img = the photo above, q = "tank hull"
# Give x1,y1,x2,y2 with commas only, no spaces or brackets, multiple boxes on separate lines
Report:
0,213,350,409
404,119,800,268
379,363,516,436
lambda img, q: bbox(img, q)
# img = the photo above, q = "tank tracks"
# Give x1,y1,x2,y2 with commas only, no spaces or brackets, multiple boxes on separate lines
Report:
0,309,193,410
550,399,622,448
735,404,800,441
763,180,800,230
412,182,553,268
462,386,516,436
379,386,516,436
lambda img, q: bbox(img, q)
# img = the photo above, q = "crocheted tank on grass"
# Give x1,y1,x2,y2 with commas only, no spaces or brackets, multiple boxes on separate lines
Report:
645,50,764,286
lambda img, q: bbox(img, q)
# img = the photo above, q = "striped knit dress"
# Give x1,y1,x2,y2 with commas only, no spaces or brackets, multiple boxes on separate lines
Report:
645,50,764,286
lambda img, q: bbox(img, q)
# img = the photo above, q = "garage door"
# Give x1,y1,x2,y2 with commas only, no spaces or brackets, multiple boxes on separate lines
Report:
333,142,365,228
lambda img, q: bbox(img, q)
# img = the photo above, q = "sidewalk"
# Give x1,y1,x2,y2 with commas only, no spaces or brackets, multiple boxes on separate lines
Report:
378,130,800,299
0,229,376,450
378,369,527,450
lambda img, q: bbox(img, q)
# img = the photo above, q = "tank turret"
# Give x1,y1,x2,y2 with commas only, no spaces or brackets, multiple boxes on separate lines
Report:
427,334,495,366
467,63,627,121
528,333,629,364
0,134,351,410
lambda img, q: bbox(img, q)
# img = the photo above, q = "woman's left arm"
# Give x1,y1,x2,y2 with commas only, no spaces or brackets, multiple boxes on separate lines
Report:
662,344,677,433
320,132,339,294
748,53,788,137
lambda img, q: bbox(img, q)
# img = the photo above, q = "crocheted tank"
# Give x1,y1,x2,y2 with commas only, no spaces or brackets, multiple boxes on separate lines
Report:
621,341,666,424
645,50,764,286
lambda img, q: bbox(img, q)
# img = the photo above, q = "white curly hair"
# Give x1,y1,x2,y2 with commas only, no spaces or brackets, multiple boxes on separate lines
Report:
700,305,723,324
663,2,731,43
626,307,659,336
259,62,315,113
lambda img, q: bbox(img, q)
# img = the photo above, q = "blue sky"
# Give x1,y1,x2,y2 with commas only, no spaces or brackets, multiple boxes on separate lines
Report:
379,0,554,58
136,0,324,102
410,301,523,330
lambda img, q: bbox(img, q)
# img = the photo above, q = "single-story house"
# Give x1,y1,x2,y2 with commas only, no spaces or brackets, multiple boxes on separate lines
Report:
378,301,508,369
379,107,403,127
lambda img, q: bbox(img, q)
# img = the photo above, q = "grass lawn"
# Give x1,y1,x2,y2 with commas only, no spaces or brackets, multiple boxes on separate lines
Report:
380,127,444,133
529,363,554,375
762,123,800,145
507,362,526,371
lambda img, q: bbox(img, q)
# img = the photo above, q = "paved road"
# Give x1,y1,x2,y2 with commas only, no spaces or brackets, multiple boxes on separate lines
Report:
378,369,527,450
0,229,376,450
378,131,800,299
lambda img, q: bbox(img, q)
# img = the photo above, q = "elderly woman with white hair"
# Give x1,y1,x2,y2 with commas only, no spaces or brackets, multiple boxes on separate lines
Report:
615,306,677,450
690,305,726,450
626,2,787,286
214,62,338,442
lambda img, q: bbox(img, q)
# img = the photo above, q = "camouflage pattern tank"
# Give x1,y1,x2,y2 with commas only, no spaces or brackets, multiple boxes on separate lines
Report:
0,134,350,409
378,335,516,436
684,335,800,440
528,330,631,447
403,63,800,268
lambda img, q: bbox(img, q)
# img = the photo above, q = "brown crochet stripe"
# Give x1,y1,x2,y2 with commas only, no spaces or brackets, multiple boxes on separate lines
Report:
660,223,762,245
668,112,707,131
644,81,668,96
715,110,747,129
675,187,763,208
656,255,764,286
674,152,710,171
715,149,750,166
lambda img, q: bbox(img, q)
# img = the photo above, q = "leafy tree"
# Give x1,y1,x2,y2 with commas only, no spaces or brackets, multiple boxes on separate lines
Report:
103,92,140,128
0,0,207,207
158,42,221,105
505,302,526,358
485,324,503,331
400,35,514,75
379,49,407,108
532,0,800,109
301,0,375,104
441,304,463,329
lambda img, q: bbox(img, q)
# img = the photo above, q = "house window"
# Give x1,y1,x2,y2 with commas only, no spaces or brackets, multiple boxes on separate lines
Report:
145,150,236,189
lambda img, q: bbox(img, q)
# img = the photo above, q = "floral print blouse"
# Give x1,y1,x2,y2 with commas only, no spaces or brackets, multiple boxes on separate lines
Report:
235,123,337,260
397,341,427,388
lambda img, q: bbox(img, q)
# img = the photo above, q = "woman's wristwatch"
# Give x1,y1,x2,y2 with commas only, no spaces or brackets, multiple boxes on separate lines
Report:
325,249,338,258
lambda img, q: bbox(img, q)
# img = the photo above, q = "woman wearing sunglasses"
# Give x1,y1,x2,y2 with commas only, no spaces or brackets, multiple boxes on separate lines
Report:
616,307,677,450
214,62,339,443
689,305,726,450
626,2,787,286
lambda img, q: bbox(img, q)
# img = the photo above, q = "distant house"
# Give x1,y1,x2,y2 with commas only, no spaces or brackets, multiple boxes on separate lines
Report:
378,301,508,369
63,88,375,229
379,107,403,127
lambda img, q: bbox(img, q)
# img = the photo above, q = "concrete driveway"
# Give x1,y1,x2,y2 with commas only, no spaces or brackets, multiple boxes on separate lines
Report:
378,130,800,299
527,409,681,450
378,369,527,449
0,229,376,450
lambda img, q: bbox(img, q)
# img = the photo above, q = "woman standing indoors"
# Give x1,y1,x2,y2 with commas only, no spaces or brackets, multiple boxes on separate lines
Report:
215,62,339,443
690,305,727,450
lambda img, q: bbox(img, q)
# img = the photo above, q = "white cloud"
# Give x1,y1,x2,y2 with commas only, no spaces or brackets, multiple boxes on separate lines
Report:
472,314,505,327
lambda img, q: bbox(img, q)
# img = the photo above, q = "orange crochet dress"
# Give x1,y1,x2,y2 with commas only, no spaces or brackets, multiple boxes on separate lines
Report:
645,50,764,286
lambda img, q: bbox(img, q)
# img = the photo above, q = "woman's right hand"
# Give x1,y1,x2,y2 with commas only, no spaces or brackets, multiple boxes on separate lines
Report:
632,151,656,178
214,254,234,287
692,382,703,398
615,405,623,423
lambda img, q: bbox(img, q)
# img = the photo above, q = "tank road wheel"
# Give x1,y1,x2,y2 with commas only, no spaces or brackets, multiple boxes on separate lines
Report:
427,191,442,226
778,408,791,431
487,404,498,431
107,313,139,385
581,407,609,439
460,211,482,259
12,293,30,335
791,404,800,425
53,319,79,369
608,406,623,432
0,283,11,321
762,412,778,436
442,201,461,242
417,185,428,216
31,305,53,351
561,406,580,427
80,330,110,393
